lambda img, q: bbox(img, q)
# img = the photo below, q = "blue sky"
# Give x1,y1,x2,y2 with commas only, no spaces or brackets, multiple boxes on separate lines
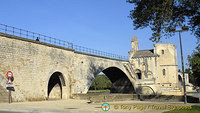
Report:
0,0,197,69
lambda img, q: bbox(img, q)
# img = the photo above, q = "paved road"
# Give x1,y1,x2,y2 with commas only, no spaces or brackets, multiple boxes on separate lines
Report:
0,99,199,113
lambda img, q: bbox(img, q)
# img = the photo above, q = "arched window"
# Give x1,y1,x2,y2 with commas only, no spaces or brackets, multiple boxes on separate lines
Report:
135,69,142,79
178,75,182,82
147,71,152,79
162,69,166,76
162,50,164,54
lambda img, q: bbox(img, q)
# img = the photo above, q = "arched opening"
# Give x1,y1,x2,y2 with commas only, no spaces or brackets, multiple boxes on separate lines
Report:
178,75,183,90
88,67,135,94
162,69,166,76
147,71,153,79
47,72,66,100
135,69,142,79
178,75,182,81
162,50,164,54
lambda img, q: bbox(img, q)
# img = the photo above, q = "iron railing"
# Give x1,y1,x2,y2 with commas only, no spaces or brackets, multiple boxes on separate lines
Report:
0,24,128,60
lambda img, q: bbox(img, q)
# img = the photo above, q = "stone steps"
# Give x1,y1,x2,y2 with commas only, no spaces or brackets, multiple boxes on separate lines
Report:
0,85,8,103
161,91,183,95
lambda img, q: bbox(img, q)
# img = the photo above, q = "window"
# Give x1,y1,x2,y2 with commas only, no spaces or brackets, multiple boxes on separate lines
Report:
163,69,166,76
135,69,142,79
162,50,164,54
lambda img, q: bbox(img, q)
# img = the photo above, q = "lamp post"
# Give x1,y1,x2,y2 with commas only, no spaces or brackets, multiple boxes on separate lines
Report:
169,26,189,104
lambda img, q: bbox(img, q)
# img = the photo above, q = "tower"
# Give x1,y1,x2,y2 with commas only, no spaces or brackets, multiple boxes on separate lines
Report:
129,36,138,60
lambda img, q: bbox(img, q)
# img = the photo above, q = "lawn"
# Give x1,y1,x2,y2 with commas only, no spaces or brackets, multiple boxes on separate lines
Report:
163,105,200,113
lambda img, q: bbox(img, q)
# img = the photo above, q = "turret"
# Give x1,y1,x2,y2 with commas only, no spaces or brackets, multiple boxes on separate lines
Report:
129,36,138,59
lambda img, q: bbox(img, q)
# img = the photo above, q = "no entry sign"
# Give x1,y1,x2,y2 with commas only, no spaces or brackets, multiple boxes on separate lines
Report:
7,71,13,78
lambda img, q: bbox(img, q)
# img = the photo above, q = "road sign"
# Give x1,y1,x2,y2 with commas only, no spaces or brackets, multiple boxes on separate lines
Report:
6,79,12,84
6,87,15,91
6,80,14,91
7,71,13,78
6,84,13,88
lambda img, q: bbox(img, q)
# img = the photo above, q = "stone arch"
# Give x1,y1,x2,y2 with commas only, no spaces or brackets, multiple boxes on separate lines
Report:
137,85,155,95
92,66,135,93
47,72,66,100
135,69,142,79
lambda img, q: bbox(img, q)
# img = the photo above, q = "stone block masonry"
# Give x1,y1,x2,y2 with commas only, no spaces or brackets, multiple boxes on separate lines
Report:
0,33,138,102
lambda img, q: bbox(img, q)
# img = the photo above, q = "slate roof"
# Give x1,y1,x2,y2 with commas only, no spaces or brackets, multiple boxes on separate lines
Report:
132,49,159,58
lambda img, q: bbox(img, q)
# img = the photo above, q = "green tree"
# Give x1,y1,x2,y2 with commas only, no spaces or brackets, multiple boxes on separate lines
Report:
90,74,112,90
187,46,200,86
127,0,200,42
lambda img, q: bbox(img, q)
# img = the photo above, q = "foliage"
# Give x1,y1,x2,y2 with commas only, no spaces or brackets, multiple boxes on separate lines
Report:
163,105,200,113
127,0,200,42
187,46,200,86
89,74,112,90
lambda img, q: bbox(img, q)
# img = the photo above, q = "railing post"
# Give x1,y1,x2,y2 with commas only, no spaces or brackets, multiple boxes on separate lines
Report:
26,31,28,38
44,35,46,41
13,27,14,35
71,43,73,49
5,25,7,33
20,29,21,37
49,37,51,43
33,32,35,40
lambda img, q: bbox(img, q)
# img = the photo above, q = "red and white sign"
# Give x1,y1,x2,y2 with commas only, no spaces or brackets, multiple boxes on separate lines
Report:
6,79,12,84
7,71,13,78
6,78,13,88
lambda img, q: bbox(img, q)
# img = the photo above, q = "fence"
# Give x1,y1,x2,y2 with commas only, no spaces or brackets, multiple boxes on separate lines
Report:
0,24,128,60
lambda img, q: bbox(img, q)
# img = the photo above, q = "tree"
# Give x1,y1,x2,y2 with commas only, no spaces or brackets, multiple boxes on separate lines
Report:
89,74,112,90
127,0,200,42
187,46,200,86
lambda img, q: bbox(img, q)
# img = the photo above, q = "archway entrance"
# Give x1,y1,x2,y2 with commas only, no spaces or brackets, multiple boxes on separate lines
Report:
88,67,135,94
47,72,66,100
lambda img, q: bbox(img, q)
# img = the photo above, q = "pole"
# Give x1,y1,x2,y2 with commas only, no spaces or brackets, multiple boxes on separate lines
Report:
179,31,187,104
8,90,11,104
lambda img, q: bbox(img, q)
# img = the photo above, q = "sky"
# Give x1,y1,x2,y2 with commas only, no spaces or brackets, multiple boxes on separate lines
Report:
0,0,198,69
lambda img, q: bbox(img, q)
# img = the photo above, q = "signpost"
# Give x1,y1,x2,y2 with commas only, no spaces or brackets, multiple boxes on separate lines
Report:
7,71,13,78
6,71,14,103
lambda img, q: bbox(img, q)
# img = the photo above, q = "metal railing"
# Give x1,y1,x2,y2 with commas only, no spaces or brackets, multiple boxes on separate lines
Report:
0,24,128,60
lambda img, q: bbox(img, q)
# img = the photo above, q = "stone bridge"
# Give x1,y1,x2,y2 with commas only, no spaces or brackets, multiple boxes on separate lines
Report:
0,33,143,102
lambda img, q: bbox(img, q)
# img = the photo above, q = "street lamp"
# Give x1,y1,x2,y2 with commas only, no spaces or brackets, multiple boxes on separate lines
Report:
169,25,189,104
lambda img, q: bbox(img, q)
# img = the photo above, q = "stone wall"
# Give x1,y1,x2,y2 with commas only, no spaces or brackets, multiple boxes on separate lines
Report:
0,34,137,102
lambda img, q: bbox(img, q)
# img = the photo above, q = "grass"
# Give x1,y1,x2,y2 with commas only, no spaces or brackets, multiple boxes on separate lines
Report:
163,105,200,113
87,89,110,93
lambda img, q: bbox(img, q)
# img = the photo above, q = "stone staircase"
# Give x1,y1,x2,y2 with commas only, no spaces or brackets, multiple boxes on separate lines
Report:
123,63,136,80
0,85,8,103
159,87,183,95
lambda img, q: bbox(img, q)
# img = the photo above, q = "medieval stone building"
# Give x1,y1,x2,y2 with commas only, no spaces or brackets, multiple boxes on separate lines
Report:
129,36,194,95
